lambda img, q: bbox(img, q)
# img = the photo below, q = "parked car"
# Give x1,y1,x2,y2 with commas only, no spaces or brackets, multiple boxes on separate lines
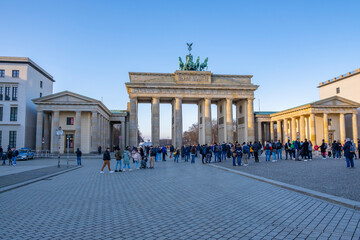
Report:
17,148,34,160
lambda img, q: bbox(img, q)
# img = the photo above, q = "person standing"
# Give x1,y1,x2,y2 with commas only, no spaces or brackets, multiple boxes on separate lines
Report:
8,149,13,166
308,141,313,160
302,139,309,161
284,140,291,160
320,139,327,159
149,146,156,169
12,148,18,166
253,141,261,163
123,147,132,171
76,148,82,166
0,146,3,166
161,146,167,161
98,146,102,155
174,148,179,163
265,141,271,162
343,138,355,168
169,145,174,158
100,148,113,173
242,142,249,166
114,148,122,172
231,145,236,166
190,145,196,164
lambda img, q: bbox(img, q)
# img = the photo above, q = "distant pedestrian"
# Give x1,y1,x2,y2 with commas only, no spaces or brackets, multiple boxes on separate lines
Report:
2,152,6,166
343,138,355,168
8,149,13,165
191,145,196,164
123,147,132,171
100,148,113,173
149,146,156,168
320,139,327,159
76,148,82,166
98,146,102,155
174,148,179,163
114,148,122,172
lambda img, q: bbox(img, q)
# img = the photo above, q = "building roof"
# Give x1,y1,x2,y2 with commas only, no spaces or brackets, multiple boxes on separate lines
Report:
254,111,278,115
318,68,360,88
110,110,127,114
0,56,54,82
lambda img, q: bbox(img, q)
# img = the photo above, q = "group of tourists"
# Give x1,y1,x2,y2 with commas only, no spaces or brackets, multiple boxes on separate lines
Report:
99,138,359,173
0,146,19,166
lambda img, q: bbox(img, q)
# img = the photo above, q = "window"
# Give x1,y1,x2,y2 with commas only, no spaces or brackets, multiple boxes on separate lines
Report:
239,106,243,114
40,92,42,98
336,87,340,94
0,87,3,100
0,106,2,121
9,131,16,148
0,130,2,146
328,119,332,126
219,116,224,125
10,107,17,121
199,117,202,124
12,70,19,78
220,106,223,114
5,87,10,100
0,70,4,77
12,87,18,101
40,81,43,88
66,117,74,125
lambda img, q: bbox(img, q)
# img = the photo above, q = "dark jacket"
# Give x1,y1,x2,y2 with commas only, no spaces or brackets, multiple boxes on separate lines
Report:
76,150,82,157
103,151,111,160
343,141,354,158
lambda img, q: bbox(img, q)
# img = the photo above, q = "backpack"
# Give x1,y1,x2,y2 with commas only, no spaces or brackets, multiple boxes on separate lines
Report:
350,144,356,153
324,143,328,149
265,144,270,150
236,148,242,156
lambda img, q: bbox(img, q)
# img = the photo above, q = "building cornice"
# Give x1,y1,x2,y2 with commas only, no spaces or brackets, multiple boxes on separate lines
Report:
318,68,360,88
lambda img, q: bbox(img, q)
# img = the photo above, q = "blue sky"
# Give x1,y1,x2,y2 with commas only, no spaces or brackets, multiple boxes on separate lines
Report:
1,0,360,139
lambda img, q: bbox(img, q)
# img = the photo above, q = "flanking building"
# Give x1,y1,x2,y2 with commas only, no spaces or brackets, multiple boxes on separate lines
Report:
0,57,54,149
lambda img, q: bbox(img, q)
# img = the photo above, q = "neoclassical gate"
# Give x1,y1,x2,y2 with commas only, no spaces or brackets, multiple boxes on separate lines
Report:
125,70,258,148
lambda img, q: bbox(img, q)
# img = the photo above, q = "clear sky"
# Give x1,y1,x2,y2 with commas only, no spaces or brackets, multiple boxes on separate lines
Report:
1,0,360,140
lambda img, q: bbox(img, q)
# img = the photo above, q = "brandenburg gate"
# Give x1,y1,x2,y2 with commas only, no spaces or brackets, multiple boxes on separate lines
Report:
125,45,258,148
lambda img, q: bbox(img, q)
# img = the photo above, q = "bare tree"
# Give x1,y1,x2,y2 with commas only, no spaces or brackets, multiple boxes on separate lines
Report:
183,123,199,145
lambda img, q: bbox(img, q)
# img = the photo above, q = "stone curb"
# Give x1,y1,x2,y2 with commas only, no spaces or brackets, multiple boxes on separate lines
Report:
208,164,360,211
0,166,82,194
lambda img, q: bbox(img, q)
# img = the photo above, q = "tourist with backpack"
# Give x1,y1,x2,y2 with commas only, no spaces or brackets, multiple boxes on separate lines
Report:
265,141,271,161
123,147,132,171
190,145,196,164
236,144,243,166
320,139,327,159
242,142,250,166
343,138,355,168
276,141,283,160
114,147,123,172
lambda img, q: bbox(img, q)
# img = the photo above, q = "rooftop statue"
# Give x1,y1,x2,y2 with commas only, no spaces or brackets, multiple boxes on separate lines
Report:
178,43,208,71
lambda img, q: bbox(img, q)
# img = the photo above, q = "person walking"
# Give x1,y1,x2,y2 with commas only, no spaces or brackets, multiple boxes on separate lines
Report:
114,148,123,172
265,141,271,162
100,148,113,173
76,148,82,166
253,141,261,163
149,146,156,168
12,148,18,166
190,145,196,164
343,138,355,168
123,147,132,171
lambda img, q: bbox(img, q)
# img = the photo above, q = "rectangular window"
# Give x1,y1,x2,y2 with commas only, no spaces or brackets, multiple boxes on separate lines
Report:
336,87,340,94
12,70,19,78
0,130,2,147
40,81,43,88
66,117,74,125
0,106,3,121
0,70,4,77
0,87,3,100
5,87,10,100
10,107,17,121
12,87,18,101
40,92,42,98
9,131,16,148
328,119,332,126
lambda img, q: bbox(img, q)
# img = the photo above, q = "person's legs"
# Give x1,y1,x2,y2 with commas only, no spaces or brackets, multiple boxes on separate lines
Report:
237,156,241,166
135,161,139,169
232,157,236,166
254,151,259,162
101,161,107,171
191,154,195,163
106,160,111,171
13,156,16,166
346,157,350,168
243,154,248,165
350,158,354,168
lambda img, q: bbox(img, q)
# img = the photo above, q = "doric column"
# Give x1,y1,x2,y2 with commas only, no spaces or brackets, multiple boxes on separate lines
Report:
353,113,358,147
300,115,305,141
43,113,50,150
340,113,345,145
121,120,126,151
283,118,288,142
276,120,281,141
291,117,296,141
310,113,316,144
323,113,328,144
257,120,262,143
204,98,212,145
91,111,98,153
74,111,81,150
129,97,138,147
52,111,60,153
247,98,255,143
198,100,205,144
151,97,160,146
36,111,43,151
174,97,183,148
270,121,274,141
226,98,233,143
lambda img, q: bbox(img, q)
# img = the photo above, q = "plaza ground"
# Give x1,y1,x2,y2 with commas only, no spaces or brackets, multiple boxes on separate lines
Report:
0,155,359,239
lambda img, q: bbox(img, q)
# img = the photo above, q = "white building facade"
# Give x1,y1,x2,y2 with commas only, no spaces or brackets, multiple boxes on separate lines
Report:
0,57,54,149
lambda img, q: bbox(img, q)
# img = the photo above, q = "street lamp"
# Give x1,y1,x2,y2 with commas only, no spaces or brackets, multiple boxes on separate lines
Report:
56,126,64,168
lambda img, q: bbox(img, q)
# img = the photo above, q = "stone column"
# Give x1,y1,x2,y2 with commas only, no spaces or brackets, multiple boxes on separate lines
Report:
300,116,305,141
121,120,126,151
247,98,255,143
310,113,316,144
323,113,328,144
283,118,288,142
257,121,262,143
43,113,50,150
91,111,98,153
198,100,205,145
174,98,183,148
204,98,212,145
276,120,281,141
353,113,358,146
291,117,296,141
340,113,345,145
36,111,43,151
151,97,160,146
129,97,138,147
52,111,60,153
270,121,274,141
74,111,81,150
226,98,233,143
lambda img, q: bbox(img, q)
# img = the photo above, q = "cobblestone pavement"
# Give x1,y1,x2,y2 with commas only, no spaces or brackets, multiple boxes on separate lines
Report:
0,156,359,240
214,155,360,202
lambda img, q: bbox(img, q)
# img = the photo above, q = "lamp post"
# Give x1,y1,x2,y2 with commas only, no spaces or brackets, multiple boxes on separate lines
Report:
66,134,70,168
56,126,64,168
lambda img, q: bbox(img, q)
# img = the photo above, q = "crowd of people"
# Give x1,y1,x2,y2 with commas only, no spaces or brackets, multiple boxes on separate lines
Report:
0,146,19,166
100,137,359,173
